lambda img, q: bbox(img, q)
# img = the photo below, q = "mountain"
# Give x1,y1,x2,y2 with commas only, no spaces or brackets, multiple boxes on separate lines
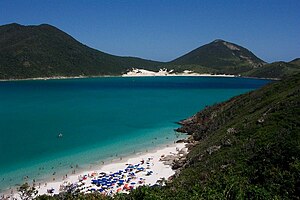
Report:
290,58,300,66
243,61,300,79
170,39,265,74
0,23,162,79
0,23,298,80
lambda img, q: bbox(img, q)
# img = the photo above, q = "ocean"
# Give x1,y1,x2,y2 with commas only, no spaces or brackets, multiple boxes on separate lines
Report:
0,76,270,192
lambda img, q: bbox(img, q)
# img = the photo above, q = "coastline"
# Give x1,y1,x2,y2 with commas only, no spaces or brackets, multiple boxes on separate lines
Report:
2,140,189,199
0,74,278,83
0,73,274,199
0,73,237,82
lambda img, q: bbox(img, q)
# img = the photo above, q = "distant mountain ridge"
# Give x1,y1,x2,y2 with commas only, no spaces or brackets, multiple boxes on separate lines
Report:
290,58,300,66
243,61,300,79
0,23,298,79
0,23,162,79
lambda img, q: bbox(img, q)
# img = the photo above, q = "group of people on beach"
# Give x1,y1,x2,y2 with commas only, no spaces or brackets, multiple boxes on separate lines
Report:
44,157,156,196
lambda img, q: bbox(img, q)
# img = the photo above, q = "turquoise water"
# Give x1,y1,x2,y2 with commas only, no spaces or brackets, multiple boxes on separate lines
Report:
0,77,270,191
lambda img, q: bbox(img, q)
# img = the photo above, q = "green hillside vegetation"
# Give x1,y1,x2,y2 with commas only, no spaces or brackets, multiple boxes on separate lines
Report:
0,23,299,79
290,58,300,66
170,39,265,74
0,23,162,79
32,74,300,199
243,61,300,79
120,73,300,199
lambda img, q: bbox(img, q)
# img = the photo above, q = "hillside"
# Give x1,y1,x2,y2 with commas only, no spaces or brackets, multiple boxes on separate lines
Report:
170,39,265,74
243,61,300,79
117,74,299,199
0,23,162,79
290,58,300,66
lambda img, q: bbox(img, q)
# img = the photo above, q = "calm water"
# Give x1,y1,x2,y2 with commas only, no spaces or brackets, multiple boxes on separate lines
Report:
0,76,270,191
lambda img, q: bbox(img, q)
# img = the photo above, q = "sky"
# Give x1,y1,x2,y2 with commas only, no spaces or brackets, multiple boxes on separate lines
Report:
0,0,299,63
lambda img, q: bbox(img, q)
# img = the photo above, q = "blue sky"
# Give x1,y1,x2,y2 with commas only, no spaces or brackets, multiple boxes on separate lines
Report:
0,0,299,62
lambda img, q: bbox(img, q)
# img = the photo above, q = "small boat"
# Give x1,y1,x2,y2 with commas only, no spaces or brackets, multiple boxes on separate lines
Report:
58,133,63,138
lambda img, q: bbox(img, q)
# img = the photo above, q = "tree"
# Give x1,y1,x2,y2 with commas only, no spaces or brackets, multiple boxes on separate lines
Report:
18,183,38,200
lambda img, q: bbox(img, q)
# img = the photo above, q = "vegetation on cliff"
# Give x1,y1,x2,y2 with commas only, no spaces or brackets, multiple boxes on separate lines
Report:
118,73,300,199
242,61,300,79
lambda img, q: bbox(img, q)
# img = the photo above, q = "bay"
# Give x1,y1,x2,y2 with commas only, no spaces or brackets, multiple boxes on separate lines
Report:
0,76,270,191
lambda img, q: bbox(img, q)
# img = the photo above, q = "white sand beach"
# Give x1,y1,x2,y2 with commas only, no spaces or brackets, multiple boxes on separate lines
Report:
0,69,236,82
5,142,188,199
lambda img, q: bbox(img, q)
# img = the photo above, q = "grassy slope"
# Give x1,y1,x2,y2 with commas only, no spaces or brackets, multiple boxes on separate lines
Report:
120,73,300,199
290,58,300,66
242,61,300,79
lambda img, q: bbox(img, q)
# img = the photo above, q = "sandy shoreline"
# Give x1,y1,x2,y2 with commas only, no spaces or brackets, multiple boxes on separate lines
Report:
0,71,237,82
2,141,188,199
0,68,279,82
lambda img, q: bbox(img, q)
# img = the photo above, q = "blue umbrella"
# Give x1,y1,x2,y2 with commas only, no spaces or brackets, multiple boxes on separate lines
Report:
92,180,97,184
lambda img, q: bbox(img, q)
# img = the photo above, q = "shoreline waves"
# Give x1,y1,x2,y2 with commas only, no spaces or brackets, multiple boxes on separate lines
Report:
2,141,188,199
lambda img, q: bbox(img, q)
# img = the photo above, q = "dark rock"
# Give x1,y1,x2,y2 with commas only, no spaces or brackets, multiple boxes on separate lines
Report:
172,159,186,170
176,139,186,143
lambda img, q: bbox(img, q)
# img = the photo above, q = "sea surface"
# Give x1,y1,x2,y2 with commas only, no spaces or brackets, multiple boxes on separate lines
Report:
0,76,270,192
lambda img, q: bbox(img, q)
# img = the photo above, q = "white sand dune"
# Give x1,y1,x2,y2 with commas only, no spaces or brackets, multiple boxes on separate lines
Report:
122,68,236,77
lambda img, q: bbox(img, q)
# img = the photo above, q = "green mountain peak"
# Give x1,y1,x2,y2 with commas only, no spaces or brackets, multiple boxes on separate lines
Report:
170,39,265,74
0,23,162,79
